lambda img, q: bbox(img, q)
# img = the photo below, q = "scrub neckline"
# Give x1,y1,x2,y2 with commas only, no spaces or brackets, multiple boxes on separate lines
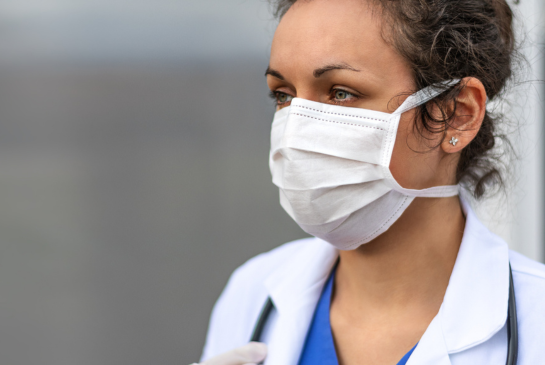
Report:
297,264,418,365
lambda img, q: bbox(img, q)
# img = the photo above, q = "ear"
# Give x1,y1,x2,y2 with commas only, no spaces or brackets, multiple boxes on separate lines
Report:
441,77,487,153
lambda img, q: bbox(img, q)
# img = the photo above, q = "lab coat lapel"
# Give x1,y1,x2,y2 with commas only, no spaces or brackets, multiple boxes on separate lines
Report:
403,197,510,364
263,239,338,365
406,311,452,365
440,198,509,352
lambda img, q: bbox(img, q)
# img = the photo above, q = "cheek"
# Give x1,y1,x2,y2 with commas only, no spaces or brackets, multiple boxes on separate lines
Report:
389,112,444,189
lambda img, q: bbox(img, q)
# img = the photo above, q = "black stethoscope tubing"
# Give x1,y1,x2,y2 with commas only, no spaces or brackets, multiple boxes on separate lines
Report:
251,265,518,365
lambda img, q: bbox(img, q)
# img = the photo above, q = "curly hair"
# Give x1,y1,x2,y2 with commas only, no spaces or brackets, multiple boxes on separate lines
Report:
270,0,519,199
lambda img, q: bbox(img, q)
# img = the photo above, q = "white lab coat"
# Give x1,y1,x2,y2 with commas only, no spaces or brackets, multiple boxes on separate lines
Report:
200,198,545,364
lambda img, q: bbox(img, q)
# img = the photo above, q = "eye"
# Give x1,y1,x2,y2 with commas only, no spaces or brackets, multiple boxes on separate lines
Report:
269,91,294,105
333,89,355,101
277,92,292,103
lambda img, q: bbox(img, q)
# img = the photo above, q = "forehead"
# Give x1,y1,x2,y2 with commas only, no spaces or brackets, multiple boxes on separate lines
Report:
270,0,406,81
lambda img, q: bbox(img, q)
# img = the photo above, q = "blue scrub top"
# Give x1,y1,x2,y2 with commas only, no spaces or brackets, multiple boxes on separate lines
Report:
298,265,417,365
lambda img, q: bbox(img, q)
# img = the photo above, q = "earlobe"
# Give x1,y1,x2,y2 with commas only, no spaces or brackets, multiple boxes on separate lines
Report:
447,136,459,147
442,77,487,154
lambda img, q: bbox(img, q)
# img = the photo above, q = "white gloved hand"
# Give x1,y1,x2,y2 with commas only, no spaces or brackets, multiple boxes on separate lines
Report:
192,342,268,365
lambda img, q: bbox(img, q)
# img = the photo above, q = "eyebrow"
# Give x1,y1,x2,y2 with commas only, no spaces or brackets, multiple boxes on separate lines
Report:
265,67,285,80
265,63,360,80
313,63,360,78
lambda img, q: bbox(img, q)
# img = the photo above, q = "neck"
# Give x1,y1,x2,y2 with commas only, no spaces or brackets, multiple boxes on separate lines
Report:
334,196,465,316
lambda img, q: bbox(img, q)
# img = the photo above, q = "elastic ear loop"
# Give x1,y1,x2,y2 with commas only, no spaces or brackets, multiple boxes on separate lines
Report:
383,79,462,197
393,79,461,116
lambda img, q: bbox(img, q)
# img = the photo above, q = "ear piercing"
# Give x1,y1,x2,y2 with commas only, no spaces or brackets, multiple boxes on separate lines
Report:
449,136,459,146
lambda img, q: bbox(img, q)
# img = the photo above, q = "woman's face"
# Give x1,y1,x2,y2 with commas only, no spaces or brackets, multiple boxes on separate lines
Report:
267,0,459,190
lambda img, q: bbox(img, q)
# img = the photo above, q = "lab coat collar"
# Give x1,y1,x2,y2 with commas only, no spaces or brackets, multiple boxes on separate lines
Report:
406,197,510,364
263,197,510,364
263,238,339,364
438,197,510,352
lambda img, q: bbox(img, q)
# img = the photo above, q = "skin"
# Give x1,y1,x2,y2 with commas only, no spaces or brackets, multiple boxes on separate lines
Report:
266,0,487,364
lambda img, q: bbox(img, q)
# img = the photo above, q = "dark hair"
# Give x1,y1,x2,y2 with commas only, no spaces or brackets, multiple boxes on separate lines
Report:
270,0,518,199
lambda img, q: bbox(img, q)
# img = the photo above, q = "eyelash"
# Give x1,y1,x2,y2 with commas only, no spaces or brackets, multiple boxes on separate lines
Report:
269,89,359,106
268,90,281,102
330,88,359,104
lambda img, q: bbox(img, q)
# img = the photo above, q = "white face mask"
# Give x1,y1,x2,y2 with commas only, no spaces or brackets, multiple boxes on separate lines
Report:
269,82,460,250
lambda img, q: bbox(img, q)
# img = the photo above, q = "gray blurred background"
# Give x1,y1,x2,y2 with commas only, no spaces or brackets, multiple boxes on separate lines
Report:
0,1,542,364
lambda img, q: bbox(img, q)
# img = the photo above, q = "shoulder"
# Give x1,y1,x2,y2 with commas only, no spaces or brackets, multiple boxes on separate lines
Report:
200,237,315,361
508,250,545,362
509,249,545,281
508,249,545,303
229,237,314,285
509,249,545,299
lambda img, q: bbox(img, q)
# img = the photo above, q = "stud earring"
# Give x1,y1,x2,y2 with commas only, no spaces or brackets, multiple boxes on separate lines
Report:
449,136,459,146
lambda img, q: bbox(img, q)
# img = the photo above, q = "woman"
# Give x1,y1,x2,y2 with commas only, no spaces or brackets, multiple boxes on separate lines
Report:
197,0,545,364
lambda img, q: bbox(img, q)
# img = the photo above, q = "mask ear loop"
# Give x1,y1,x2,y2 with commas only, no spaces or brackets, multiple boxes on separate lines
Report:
392,79,461,116
381,79,462,197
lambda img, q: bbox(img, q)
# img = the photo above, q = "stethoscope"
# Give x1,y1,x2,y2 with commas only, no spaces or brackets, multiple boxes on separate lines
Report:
250,265,518,365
